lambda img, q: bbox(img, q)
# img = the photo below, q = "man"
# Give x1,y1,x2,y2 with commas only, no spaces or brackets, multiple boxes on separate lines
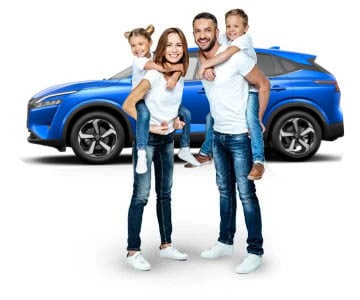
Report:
192,12,270,274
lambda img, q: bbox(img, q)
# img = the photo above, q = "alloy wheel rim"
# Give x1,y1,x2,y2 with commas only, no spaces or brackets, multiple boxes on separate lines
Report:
77,118,117,158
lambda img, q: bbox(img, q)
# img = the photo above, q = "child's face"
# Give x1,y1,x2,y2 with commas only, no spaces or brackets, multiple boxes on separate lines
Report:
225,15,249,41
129,35,152,57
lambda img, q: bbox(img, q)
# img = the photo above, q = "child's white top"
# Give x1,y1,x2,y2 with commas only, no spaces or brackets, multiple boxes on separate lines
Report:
219,33,258,92
132,56,151,89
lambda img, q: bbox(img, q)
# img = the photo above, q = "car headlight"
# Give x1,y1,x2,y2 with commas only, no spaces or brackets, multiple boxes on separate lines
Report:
28,90,77,109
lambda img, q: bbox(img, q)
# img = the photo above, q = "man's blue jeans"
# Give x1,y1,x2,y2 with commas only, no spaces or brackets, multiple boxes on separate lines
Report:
213,131,264,255
246,92,265,163
200,92,264,163
127,132,174,251
135,101,191,150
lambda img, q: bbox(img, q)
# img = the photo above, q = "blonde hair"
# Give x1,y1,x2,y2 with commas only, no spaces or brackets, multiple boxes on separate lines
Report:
124,24,155,41
225,9,249,26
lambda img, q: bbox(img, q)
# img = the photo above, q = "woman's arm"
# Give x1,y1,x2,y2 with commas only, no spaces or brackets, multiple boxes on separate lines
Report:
122,79,151,120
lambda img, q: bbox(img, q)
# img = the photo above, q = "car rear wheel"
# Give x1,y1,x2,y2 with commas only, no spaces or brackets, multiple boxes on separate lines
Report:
70,111,125,163
271,111,322,161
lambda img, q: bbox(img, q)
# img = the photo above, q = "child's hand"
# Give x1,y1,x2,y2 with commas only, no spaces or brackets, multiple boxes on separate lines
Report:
204,68,216,81
166,77,177,89
260,121,266,133
173,117,185,130
150,121,169,135
197,65,206,79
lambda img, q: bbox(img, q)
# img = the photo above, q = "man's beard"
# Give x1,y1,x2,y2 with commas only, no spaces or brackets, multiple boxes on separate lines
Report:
198,37,217,52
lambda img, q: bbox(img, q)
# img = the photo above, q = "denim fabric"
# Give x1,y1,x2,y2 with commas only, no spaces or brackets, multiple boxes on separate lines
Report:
246,92,265,163
178,105,191,148
213,131,264,255
127,132,174,251
135,100,150,150
199,112,214,156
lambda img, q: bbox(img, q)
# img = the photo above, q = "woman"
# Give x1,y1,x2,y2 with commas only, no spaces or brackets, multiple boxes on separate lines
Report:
122,28,189,271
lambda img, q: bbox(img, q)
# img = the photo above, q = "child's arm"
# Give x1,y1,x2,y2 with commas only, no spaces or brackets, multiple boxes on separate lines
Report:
197,45,240,79
122,79,151,120
166,71,182,89
144,60,183,73
144,61,184,89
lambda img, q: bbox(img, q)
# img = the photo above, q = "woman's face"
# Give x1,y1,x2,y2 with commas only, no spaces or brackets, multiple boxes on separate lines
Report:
164,32,184,64
129,35,152,58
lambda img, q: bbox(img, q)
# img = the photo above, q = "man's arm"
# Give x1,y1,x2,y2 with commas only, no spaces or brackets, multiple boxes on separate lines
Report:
122,79,151,120
245,65,271,123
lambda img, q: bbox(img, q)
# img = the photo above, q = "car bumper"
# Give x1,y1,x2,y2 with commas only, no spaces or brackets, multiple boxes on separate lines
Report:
27,130,66,152
323,121,344,141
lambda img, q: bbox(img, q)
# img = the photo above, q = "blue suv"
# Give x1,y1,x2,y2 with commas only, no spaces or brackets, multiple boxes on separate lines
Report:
27,47,344,163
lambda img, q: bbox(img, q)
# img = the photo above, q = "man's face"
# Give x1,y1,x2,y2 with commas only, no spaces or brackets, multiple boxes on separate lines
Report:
193,18,218,52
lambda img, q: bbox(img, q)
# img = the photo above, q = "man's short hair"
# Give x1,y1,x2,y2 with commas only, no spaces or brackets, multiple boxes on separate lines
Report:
192,12,218,28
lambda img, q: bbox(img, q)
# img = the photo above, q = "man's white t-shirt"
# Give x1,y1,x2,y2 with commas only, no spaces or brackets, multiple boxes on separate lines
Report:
132,56,151,89
143,70,184,134
202,45,255,134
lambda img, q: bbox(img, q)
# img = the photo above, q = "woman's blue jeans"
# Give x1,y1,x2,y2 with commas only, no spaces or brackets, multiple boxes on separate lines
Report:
127,132,174,251
213,131,264,255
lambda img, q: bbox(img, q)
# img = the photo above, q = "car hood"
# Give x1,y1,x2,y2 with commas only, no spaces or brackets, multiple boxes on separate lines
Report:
31,79,130,99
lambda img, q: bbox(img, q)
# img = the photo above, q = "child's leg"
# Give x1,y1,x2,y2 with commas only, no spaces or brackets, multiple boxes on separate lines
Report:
178,105,191,148
199,112,214,157
246,92,265,180
177,105,200,166
135,100,150,150
135,100,150,174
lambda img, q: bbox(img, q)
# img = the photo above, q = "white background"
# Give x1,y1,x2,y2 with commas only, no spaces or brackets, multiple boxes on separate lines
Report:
1,0,359,299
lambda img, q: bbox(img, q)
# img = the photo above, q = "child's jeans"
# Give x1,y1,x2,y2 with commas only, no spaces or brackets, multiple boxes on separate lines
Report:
246,92,265,163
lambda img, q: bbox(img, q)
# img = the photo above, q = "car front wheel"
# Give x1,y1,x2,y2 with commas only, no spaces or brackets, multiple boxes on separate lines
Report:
70,111,125,163
271,111,322,161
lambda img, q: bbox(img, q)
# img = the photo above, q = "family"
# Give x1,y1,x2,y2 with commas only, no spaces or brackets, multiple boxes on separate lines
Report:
122,10,271,274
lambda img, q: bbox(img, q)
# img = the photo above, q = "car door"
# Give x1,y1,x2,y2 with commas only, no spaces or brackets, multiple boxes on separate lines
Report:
256,52,293,123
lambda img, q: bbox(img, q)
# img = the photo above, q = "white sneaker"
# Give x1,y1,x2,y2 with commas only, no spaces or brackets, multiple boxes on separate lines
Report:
178,147,201,167
235,253,262,274
200,241,233,259
159,246,188,260
126,252,151,271
136,149,147,174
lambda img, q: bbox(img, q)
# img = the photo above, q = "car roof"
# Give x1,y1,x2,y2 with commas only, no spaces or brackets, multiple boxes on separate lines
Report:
188,46,316,66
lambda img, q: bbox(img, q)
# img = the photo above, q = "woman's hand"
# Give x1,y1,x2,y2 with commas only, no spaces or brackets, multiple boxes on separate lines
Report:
150,121,169,135
173,117,185,130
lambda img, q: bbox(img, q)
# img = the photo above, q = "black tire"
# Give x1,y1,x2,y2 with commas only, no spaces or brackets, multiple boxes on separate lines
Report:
70,111,125,163
270,110,322,161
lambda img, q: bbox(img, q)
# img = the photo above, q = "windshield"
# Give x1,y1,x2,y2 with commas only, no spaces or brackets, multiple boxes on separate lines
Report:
109,66,132,80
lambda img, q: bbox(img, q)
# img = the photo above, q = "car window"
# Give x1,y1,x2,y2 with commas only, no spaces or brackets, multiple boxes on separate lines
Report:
257,53,301,76
109,67,132,79
184,56,199,81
